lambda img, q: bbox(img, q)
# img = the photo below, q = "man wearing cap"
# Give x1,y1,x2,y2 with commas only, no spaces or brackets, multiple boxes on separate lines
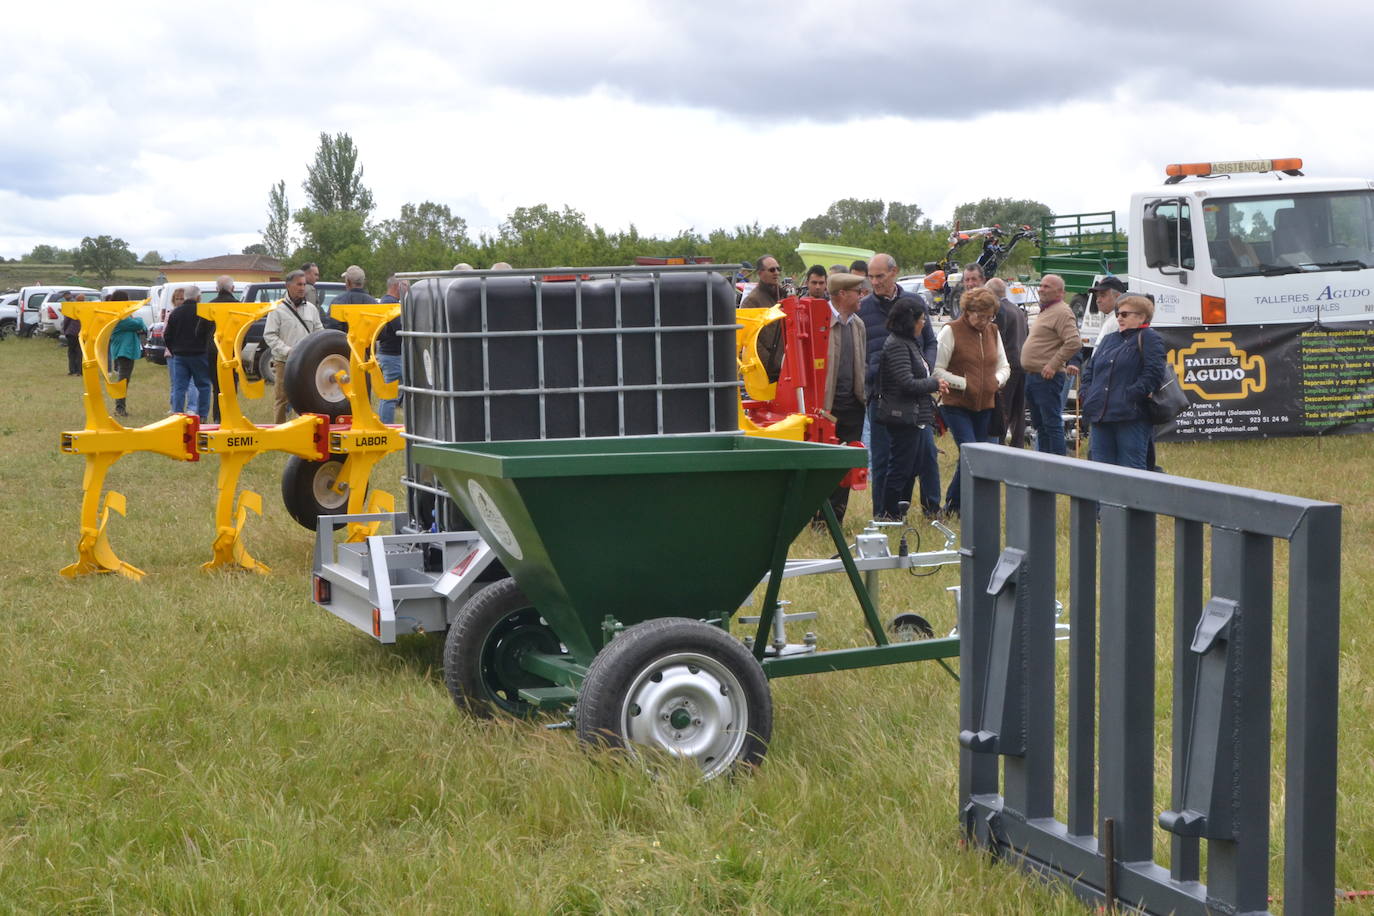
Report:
741,255,783,309
819,273,868,522
860,253,939,519
1088,276,1128,356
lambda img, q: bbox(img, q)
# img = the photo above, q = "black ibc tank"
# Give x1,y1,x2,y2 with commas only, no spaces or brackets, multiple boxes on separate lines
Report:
404,270,739,444
401,268,741,531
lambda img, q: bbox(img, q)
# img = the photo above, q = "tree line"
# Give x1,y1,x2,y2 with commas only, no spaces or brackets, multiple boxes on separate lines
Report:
266,133,1053,291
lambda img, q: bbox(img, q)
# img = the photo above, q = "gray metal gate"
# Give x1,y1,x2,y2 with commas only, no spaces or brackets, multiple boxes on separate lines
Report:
957,444,1340,915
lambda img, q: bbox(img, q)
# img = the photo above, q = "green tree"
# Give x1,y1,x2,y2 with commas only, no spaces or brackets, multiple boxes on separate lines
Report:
293,208,371,282
488,204,618,266
23,244,63,263
950,197,1052,232
799,199,927,239
370,201,469,277
240,243,269,256
73,235,134,283
262,179,293,258
141,250,165,265
303,132,375,215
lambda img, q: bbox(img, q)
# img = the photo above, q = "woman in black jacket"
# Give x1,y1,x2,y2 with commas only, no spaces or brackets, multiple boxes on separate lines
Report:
874,301,949,519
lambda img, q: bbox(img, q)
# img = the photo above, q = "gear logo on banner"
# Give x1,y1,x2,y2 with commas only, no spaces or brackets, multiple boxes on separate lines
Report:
1169,332,1267,401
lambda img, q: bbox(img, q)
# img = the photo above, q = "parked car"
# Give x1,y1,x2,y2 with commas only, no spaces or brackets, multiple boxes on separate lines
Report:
239,281,345,382
0,293,20,339
143,322,168,365
20,286,102,336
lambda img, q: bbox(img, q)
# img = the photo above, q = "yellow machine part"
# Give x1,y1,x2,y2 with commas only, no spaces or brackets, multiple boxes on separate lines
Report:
736,305,786,402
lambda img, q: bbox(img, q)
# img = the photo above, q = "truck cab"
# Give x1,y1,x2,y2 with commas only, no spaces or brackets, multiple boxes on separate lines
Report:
1129,158,1374,328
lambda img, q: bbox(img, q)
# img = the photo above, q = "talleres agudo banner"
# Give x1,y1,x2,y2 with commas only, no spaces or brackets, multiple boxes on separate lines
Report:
1153,322,1374,441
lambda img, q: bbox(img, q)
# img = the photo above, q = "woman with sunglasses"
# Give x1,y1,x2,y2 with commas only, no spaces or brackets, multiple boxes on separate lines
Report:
1078,295,1167,468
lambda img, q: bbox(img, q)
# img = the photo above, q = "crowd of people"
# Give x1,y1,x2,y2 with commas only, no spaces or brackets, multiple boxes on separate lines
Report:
56,254,1166,520
745,252,1168,523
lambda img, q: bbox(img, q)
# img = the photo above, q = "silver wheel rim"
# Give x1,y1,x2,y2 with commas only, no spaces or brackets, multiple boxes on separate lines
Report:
312,461,348,509
313,353,349,404
620,651,748,779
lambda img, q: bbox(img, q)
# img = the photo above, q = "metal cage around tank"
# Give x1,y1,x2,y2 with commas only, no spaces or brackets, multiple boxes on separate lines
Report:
394,264,744,532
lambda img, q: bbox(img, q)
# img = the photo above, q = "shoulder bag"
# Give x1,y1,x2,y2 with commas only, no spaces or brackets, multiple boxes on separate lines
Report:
872,339,921,426
1138,332,1189,424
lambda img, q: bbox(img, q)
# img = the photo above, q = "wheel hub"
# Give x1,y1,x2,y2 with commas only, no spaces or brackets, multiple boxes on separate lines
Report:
621,652,747,776
314,354,350,401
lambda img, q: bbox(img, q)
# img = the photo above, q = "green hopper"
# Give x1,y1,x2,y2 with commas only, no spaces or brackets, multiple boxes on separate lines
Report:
413,433,958,777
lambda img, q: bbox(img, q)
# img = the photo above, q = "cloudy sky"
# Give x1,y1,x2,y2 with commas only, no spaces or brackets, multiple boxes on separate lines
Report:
4,0,1372,262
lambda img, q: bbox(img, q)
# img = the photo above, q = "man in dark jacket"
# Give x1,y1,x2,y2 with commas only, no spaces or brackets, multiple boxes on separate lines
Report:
987,277,1028,447
859,253,939,519
164,286,213,421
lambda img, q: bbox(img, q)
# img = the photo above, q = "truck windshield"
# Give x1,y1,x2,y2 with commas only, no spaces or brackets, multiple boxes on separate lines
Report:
1205,190,1374,277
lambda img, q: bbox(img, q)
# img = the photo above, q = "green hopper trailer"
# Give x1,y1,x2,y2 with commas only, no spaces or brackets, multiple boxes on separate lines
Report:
412,433,960,778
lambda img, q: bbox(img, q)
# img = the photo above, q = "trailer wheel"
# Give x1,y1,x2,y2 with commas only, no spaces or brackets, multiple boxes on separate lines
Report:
283,329,349,418
576,618,771,779
444,577,561,717
280,455,349,530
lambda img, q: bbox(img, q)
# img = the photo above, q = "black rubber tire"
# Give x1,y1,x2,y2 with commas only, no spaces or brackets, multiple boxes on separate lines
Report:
888,612,935,641
280,455,349,530
283,329,349,418
576,617,771,778
0,318,13,340
443,577,562,718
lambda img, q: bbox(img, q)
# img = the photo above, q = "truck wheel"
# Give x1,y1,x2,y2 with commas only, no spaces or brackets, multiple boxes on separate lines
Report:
576,618,771,779
280,455,349,530
444,577,561,718
284,329,349,418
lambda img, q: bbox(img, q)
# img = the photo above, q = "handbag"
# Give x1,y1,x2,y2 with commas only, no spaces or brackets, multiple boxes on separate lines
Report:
872,340,922,426
1138,332,1190,424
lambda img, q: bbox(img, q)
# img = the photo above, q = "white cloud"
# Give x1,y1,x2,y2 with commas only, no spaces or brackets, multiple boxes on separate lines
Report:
2,0,1373,261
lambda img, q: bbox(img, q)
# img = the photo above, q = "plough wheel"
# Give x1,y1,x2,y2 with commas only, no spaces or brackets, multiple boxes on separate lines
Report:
280,455,349,530
444,578,561,718
283,329,350,418
576,618,771,779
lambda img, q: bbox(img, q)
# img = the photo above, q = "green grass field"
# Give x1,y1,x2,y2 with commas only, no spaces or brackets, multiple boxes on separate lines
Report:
1,263,160,294
0,334,1369,913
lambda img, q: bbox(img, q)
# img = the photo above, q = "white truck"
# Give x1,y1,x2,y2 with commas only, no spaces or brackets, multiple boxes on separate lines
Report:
1050,158,1374,440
